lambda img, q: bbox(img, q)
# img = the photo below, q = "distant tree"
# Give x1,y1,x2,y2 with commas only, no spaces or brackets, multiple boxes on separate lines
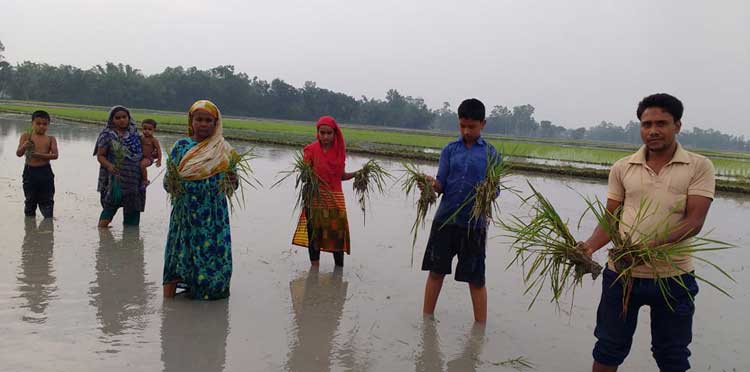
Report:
624,121,641,144
512,104,538,136
586,121,625,142
431,101,457,131
0,57,748,151
0,40,9,97
486,105,512,135
571,127,587,140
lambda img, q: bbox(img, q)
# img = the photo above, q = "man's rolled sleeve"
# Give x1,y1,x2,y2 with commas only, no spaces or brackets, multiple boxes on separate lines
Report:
606,161,625,202
688,157,716,199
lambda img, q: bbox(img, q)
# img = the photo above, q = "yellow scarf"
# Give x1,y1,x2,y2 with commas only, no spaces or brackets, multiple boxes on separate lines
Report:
178,100,234,181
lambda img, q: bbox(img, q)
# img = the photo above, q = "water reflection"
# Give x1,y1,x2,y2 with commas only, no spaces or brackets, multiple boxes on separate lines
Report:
89,228,150,344
415,317,444,372
16,218,57,324
161,299,229,372
0,121,10,136
286,267,349,372
415,319,485,372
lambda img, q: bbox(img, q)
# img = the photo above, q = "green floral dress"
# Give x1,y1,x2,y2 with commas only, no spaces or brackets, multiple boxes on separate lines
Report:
163,138,232,300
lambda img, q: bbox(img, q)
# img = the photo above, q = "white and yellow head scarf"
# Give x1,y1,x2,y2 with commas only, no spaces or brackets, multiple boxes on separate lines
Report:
178,100,234,180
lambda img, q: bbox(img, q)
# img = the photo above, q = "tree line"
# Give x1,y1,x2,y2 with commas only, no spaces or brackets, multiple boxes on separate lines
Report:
0,43,747,152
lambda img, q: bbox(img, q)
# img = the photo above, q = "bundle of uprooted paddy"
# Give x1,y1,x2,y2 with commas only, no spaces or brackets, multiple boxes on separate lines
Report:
583,196,735,315
400,162,438,265
217,148,260,212
352,159,392,224
500,181,603,310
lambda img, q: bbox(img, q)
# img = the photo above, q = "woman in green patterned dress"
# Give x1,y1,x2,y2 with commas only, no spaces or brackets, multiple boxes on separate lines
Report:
163,100,237,300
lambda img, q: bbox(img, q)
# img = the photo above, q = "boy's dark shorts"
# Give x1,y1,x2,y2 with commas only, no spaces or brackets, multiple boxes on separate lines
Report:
421,221,486,286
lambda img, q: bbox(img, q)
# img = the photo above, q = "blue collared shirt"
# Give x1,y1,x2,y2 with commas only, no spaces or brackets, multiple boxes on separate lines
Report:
433,136,500,228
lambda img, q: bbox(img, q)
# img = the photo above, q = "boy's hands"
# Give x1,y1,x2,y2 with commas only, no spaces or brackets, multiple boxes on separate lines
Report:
418,175,442,194
155,159,162,167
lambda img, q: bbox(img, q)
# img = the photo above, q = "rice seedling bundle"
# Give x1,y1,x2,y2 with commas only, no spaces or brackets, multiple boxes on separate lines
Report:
273,151,330,238
273,151,327,210
24,124,35,160
106,139,130,205
163,156,185,205
352,159,392,224
500,181,603,310
400,162,438,264
218,148,260,212
442,151,512,228
583,196,735,314
110,139,129,172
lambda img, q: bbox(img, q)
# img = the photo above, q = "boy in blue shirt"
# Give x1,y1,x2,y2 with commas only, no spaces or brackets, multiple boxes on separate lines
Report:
421,98,499,323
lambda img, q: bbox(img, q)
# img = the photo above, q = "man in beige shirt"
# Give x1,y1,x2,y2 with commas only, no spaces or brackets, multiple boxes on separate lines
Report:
580,93,715,372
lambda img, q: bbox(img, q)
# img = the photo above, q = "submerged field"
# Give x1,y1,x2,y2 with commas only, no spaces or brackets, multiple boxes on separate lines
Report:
2,100,749,191
1,116,748,371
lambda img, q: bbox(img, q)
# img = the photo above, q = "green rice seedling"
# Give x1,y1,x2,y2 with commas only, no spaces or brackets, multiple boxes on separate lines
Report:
493,356,535,371
500,181,603,310
107,139,130,205
272,151,330,239
163,155,185,205
218,148,260,212
273,151,327,211
24,123,35,160
110,139,129,172
582,196,735,315
442,150,513,229
352,159,392,224
400,162,438,265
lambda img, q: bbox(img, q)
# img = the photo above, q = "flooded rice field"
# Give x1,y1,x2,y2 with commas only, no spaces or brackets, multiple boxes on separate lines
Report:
1,115,748,371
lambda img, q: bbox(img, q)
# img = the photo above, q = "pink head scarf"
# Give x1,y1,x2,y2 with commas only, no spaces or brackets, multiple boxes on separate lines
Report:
303,116,346,191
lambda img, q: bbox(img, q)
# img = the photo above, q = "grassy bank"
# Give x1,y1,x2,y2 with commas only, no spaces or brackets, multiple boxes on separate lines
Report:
2,101,748,194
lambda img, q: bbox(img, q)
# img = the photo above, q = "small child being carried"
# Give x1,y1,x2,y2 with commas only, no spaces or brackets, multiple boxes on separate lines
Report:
139,118,162,188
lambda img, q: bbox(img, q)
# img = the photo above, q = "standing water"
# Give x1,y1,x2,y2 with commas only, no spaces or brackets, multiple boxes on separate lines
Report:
1,114,748,371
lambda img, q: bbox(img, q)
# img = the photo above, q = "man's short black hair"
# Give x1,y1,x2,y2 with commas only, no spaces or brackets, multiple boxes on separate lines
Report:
142,118,157,128
637,93,684,122
458,98,485,121
31,110,50,122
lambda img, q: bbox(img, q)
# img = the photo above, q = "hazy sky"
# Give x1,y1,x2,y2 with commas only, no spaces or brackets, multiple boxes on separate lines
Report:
3,0,748,136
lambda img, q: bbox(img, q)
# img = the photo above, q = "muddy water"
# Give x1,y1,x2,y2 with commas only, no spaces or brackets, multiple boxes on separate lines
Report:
0,114,747,372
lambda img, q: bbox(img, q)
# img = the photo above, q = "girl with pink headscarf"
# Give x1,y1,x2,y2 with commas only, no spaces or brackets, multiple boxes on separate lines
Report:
292,116,360,267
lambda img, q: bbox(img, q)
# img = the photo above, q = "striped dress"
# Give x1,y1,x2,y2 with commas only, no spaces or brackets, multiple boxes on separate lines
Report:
291,138,351,255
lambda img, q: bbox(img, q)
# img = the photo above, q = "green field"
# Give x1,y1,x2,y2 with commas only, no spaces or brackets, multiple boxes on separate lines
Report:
2,101,749,192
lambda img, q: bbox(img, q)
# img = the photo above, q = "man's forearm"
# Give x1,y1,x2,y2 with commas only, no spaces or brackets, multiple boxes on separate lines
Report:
650,219,703,248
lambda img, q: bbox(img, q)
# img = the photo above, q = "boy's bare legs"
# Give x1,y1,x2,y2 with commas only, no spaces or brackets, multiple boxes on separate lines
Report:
469,282,487,323
423,272,445,316
98,219,111,228
592,362,618,372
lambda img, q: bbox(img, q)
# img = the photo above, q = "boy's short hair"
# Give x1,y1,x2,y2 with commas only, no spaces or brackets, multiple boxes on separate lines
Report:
142,118,157,128
31,110,51,122
637,93,684,122
458,98,485,121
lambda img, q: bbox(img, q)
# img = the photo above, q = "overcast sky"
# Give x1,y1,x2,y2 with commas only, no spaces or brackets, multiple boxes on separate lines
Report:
2,0,748,136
